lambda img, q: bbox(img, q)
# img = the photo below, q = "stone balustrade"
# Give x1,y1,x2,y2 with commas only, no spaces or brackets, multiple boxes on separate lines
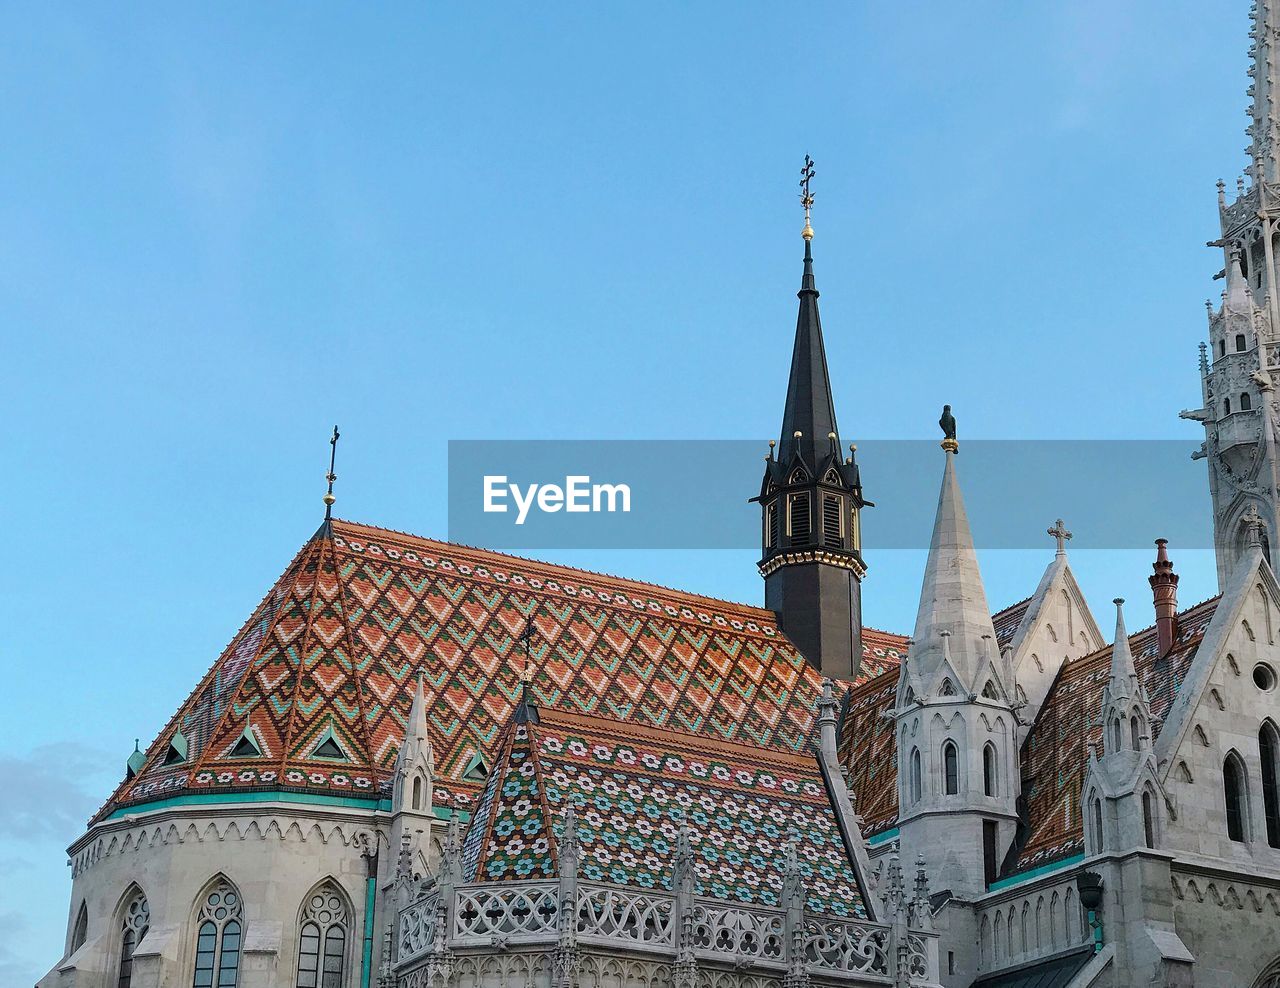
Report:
396,879,937,985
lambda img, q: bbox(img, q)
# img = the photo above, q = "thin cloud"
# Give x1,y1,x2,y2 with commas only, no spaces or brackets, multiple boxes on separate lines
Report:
0,743,117,841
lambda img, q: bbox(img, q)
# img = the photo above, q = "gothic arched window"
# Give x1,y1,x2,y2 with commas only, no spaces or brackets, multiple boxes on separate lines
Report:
909,747,922,803
1130,715,1141,750
1091,798,1105,853
411,775,424,811
192,878,243,988
1237,333,1249,352
296,882,349,988
70,901,88,954
1224,752,1249,843
1260,723,1280,848
1142,789,1156,848
1226,397,1232,416
983,743,998,797
1111,717,1122,752
117,888,150,988
1242,392,1253,411
942,741,959,795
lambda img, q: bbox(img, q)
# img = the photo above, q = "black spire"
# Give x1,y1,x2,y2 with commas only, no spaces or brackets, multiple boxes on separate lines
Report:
752,157,869,682
777,237,840,469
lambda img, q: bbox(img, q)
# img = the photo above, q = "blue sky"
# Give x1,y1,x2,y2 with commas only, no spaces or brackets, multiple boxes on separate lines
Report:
0,2,1250,981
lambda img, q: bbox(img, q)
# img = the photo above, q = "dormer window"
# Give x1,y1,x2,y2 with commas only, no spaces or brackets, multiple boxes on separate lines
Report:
463,751,489,782
310,727,347,761
162,731,187,766
230,728,261,759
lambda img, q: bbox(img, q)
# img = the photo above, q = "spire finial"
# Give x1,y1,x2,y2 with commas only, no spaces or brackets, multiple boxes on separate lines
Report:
323,425,340,520
800,154,815,241
1047,518,1073,556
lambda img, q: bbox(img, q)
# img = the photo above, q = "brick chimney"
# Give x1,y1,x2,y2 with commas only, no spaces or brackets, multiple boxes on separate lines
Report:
1149,538,1180,656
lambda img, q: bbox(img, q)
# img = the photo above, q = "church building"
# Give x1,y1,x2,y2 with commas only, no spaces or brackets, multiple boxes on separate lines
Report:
38,5,1280,987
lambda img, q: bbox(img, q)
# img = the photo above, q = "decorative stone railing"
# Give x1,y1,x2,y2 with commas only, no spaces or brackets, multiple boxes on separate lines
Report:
397,880,938,985
974,871,1091,975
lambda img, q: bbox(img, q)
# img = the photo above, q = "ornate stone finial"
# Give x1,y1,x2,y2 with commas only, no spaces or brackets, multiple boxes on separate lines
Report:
1218,177,1227,204
800,154,815,240
323,425,340,520
1048,518,1073,556
938,404,958,453
1240,175,1248,196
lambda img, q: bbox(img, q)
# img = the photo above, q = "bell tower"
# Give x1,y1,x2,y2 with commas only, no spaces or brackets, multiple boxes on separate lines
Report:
1183,1,1280,586
754,157,869,681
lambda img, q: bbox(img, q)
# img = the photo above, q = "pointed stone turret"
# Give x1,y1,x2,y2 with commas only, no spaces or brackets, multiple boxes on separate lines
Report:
391,671,436,875
1105,599,1139,705
896,431,1019,902
755,161,869,681
908,448,1000,692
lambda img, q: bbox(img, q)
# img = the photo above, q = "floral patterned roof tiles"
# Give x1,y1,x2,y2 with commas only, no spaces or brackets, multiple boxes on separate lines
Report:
101,520,906,822
463,707,870,920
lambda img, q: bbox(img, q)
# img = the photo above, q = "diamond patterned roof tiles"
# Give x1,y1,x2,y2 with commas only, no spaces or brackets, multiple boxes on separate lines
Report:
101,520,907,822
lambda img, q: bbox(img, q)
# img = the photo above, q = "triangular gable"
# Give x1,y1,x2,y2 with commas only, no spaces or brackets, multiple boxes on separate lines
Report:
1155,547,1278,774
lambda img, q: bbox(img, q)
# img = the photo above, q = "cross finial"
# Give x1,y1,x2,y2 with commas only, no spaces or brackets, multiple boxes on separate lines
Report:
1048,518,1072,556
323,425,340,520
800,154,815,241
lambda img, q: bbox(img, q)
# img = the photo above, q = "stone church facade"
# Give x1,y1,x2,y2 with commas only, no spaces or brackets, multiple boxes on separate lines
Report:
37,4,1280,986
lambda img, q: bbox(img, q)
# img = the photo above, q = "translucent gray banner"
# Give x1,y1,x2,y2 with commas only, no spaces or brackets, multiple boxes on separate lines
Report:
447,440,1211,551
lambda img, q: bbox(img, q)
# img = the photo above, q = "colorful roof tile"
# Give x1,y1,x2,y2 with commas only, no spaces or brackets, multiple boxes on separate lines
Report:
1013,596,1220,872
463,707,870,919
993,597,1033,650
102,520,907,821
838,669,900,839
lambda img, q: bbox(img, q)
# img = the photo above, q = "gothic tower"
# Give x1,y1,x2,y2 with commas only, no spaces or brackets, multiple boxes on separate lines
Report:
1185,0,1280,586
755,175,869,681
894,442,1020,902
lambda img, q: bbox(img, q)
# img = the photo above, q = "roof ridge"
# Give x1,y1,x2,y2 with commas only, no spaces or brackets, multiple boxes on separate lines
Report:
330,519,784,622
534,705,821,768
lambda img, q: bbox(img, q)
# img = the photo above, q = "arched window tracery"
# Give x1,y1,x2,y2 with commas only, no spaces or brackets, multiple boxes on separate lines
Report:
193,878,243,988
117,888,150,988
942,740,959,795
296,882,349,988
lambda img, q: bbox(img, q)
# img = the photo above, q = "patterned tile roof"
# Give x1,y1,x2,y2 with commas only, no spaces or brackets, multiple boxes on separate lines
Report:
101,520,906,822
993,597,1033,650
838,669,900,839
1013,596,1221,872
463,707,870,919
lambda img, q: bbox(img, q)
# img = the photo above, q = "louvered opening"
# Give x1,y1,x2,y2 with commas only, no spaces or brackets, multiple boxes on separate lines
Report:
788,493,811,544
766,502,778,549
822,494,842,548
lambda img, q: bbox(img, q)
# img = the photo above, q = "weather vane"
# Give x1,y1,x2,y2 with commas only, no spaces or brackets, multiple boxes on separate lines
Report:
324,425,340,520
800,154,815,241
